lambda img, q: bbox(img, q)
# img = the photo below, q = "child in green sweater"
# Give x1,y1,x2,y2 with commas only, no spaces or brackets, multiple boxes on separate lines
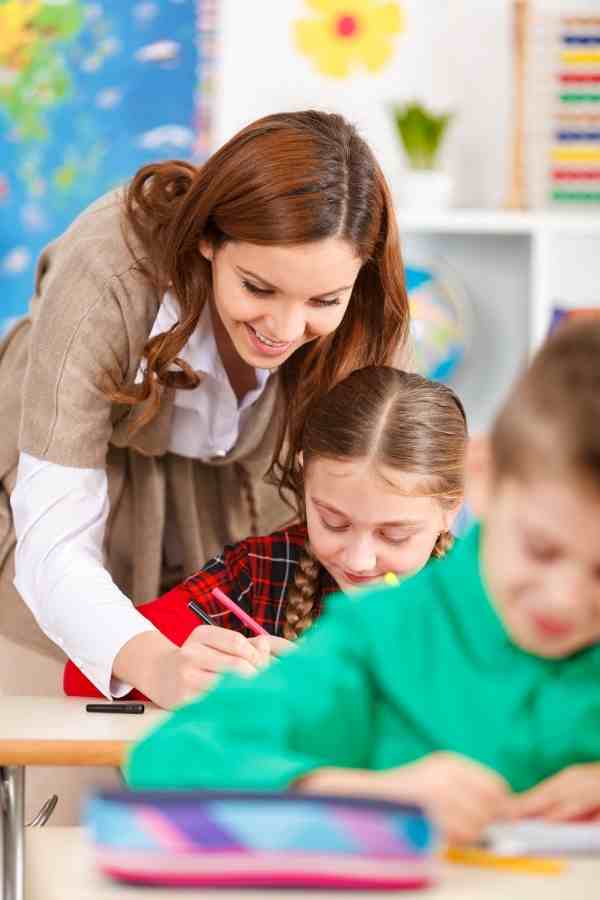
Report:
126,320,600,846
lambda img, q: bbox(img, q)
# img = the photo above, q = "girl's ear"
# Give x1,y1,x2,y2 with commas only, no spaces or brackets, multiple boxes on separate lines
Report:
441,500,461,534
464,435,494,519
297,451,304,469
199,239,214,261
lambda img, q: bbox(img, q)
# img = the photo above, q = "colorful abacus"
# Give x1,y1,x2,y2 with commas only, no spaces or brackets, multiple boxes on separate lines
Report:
552,15,600,204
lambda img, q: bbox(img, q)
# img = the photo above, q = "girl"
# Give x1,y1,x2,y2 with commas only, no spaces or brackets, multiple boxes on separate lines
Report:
65,366,467,701
0,110,409,711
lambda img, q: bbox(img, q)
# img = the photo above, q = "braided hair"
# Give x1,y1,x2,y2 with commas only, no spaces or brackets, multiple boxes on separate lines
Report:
283,545,321,640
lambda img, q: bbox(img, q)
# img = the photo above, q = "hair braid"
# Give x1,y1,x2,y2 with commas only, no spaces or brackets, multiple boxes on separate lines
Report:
283,544,321,641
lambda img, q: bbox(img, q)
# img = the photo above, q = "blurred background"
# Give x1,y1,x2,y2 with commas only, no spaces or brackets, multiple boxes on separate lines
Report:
1,0,600,429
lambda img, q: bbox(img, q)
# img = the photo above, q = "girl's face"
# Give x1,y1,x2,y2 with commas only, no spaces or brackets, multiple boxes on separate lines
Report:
304,457,459,594
200,238,362,369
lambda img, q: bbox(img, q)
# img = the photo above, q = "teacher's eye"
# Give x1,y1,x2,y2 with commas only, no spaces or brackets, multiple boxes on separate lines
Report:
242,279,273,296
311,297,341,308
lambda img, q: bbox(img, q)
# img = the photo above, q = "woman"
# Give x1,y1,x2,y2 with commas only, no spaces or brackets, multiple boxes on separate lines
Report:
0,110,409,712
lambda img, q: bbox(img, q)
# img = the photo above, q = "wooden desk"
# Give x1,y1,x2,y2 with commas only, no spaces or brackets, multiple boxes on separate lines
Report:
6,699,600,900
0,696,166,900
25,826,600,900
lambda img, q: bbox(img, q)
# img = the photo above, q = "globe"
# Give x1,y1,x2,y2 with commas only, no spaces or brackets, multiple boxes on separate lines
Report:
406,262,470,382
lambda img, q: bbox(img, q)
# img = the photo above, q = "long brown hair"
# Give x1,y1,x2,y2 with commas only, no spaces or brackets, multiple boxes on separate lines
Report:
113,110,409,469
283,366,468,639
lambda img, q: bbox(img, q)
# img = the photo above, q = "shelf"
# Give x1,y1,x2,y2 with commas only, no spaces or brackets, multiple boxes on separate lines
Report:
396,208,600,236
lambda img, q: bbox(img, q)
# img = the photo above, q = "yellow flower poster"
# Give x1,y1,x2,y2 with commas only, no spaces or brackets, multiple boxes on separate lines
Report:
294,0,404,79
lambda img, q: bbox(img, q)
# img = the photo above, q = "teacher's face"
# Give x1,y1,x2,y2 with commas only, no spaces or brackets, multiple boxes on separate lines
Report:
200,238,362,368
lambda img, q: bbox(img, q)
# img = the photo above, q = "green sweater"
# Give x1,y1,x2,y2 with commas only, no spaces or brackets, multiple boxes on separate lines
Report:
126,525,600,794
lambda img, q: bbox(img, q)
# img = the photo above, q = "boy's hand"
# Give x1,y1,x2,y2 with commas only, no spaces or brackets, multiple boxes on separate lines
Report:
387,752,513,845
509,764,600,822
297,753,512,846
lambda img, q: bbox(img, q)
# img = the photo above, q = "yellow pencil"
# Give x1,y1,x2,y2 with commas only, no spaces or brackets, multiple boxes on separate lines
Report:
384,572,399,586
444,845,566,876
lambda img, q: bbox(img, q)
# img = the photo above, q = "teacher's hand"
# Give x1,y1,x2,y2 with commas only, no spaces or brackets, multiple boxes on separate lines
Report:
249,634,296,657
147,626,271,709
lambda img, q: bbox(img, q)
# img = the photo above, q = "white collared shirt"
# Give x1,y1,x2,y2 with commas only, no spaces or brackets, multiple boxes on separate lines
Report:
11,296,272,698
155,293,271,459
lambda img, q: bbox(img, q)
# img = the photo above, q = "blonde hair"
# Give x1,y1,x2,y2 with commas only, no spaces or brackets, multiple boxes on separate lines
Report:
283,366,467,640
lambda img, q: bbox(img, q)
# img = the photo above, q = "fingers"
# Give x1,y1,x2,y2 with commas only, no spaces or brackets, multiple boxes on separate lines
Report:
512,794,600,823
417,754,512,846
432,793,505,846
248,635,272,667
436,807,489,846
509,770,580,819
248,634,296,658
543,801,600,822
182,642,259,677
187,625,263,665
504,765,600,824
426,787,496,846
266,635,297,656
508,788,556,820
440,786,507,845
452,757,511,802
433,754,512,814
175,669,218,705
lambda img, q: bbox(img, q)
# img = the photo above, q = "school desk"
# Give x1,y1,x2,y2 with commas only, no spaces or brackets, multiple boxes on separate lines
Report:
0,695,166,900
24,825,600,900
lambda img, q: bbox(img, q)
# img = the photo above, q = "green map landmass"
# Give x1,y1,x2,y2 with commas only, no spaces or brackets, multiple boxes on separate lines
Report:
0,0,84,140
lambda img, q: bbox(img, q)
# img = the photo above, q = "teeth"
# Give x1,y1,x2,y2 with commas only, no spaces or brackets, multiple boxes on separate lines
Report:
250,326,287,348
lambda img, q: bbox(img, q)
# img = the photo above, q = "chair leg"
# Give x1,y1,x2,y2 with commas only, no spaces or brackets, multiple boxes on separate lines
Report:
1,766,25,900
27,795,58,828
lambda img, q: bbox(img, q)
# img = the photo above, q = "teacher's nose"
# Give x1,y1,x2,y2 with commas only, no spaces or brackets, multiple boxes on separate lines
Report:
263,303,306,343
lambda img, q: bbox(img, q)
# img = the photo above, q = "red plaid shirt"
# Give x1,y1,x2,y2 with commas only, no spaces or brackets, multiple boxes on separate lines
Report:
64,524,338,698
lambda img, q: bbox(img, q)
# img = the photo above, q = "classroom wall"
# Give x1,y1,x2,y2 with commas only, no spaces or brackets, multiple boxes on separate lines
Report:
213,0,514,209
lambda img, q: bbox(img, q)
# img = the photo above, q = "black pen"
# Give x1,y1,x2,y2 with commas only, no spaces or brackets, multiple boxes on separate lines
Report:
188,598,215,626
86,703,145,714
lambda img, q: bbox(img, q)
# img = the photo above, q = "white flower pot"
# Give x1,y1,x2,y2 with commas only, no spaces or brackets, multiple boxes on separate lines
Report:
396,170,454,211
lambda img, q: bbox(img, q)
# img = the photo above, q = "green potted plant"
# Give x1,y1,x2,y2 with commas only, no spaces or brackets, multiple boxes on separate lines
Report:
391,101,454,209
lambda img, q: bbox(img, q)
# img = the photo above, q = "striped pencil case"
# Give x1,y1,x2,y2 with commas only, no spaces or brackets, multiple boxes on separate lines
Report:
86,789,438,890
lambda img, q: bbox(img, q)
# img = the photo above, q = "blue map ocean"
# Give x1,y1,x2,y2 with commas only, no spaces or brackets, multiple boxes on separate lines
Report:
0,0,202,333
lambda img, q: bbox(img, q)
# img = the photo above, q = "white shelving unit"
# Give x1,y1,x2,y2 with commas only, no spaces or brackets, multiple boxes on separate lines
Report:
396,210,600,431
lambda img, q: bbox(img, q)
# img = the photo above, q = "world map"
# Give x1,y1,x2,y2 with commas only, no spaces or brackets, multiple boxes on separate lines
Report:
0,0,209,334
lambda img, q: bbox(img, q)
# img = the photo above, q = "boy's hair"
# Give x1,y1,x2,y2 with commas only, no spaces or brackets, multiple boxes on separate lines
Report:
491,320,600,486
284,366,468,640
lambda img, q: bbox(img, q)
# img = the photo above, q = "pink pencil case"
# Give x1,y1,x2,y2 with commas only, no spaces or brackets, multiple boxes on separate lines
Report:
86,789,438,890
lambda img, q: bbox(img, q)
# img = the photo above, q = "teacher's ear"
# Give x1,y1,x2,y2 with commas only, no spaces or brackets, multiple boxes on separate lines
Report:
199,240,214,261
